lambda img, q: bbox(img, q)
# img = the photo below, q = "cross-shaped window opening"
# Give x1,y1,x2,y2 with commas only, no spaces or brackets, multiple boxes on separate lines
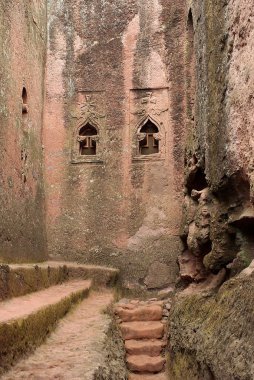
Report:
79,123,97,156
139,120,159,155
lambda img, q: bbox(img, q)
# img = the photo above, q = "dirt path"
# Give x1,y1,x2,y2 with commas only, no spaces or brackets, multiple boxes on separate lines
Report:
2,291,113,380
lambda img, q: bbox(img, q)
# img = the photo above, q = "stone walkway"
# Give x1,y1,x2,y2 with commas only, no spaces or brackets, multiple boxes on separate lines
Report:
0,280,91,323
2,291,113,380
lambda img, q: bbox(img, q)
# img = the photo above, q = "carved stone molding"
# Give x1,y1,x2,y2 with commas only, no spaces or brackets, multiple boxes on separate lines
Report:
71,92,105,164
130,88,169,161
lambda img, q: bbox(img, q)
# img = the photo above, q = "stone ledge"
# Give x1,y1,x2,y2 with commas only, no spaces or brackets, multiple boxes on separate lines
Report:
0,280,91,375
0,261,119,301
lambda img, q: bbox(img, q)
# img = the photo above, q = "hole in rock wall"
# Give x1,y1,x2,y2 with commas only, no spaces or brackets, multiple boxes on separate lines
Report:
192,168,208,192
185,154,208,195
186,165,208,195
200,239,213,256
22,87,28,115
139,120,159,155
78,123,97,156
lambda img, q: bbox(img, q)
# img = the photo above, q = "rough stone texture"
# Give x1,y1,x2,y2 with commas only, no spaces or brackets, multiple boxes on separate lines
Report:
0,1,47,262
169,0,254,378
115,304,163,322
144,262,173,290
178,0,254,285
114,294,171,378
125,339,165,357
129,374,167,380
0,263,68,301
225,0,254,197
0,261,119,301
2,291,114,380
93,317,128,380
0,280,91,375
168,270,254,380
127,355,165,373
121,321,164,340
44,0,186,290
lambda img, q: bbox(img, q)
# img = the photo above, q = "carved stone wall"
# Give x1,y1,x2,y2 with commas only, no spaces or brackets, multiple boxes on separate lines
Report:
130,89,169,160
44,0,186,289
71,92,105,163
0,0,47,262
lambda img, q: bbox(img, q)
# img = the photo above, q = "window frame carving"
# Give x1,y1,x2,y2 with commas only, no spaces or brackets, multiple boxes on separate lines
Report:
133,115,165,161
71,117,103,164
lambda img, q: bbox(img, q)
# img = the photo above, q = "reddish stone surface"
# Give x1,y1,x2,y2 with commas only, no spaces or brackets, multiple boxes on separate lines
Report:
125,339,165,356
115,304,163,322
44,0,186,289
127,354,165,373
2,291,114,380
225,0,254,193
178,251,208,282
120,321,164,340
0,280,91,323
180,269,227,296
0,1,47,262
116,297,170,379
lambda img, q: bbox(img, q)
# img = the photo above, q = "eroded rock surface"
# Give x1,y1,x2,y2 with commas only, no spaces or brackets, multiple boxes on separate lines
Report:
169,0,254,378
169,269,254,380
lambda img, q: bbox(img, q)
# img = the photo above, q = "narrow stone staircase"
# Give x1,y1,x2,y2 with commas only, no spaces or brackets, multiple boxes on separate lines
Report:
0,261,119,378
115,299,171,380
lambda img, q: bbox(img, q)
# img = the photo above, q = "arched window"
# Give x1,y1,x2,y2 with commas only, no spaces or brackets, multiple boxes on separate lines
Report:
22,87,28,115
78,123,97,156
139,120,159,155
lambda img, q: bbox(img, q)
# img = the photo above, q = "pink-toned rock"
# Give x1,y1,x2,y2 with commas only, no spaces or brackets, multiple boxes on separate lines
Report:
120,321,164,340
116,305,163,322
122,304,136,310
129,373,167,380
178,251,208,282
144,262,172,290
180,268,227,296
152,301,164,306
127,355,165,373
239,259,254,277
125,339,165,356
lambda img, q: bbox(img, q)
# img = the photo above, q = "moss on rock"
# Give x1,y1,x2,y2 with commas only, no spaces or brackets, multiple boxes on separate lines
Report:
0,287,89,375
169,272,254,380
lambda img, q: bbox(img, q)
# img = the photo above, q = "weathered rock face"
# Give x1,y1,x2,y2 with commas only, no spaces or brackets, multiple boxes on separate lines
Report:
0,1,47,262
168,267,254,380
179,0,254,288
44,0,186,289
169,0,254,378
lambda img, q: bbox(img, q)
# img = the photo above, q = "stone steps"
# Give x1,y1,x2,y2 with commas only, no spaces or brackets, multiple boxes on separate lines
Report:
121,321,164,340
125,339,166,356
115,298,171,380
127,354,165,373
0,261,119,301
116,304,163,322
0,279,91,375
